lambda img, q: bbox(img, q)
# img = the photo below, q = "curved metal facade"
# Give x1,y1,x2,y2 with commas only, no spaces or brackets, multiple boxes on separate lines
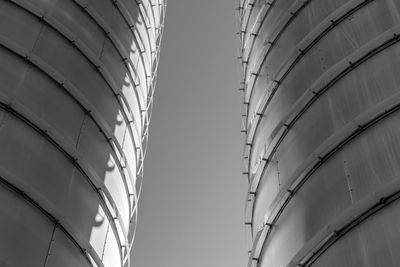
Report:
0,0,165,266
238,0,400,266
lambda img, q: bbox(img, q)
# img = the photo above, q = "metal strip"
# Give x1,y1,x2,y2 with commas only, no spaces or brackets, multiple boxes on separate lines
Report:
123,1,166,263
134,0,165,186
139,0,157,33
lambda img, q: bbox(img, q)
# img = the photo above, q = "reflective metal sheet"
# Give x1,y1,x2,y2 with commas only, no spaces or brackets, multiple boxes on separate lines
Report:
0,0,165,266
0,184,54,267
46,227,92,267
239,0,400,265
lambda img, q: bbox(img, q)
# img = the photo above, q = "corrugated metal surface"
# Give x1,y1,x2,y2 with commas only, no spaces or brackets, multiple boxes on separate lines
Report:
238,0,400,266
0,0,165,266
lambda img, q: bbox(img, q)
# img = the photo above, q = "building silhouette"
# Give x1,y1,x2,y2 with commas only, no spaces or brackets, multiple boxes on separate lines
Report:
0,1,164,266
238,0,400,266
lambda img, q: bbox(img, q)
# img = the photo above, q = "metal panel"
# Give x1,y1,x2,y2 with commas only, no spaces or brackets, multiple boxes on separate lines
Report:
0,184,54,267
0,111,112,254
313,198,400,267
77,115,130,228
33,26,124,132
85,0,133,56
103,227,123,267
89,206,110,259
0,0,166,266
252,160,279,235
15,65,86,145
0,1,42,51
30,0,106,57
46,228,92,267
238,0,400,265
0,45,30,98
259,156,351,267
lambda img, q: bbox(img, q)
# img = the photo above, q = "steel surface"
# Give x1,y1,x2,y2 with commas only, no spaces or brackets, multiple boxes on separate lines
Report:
0,0,165,266
238,0,400,266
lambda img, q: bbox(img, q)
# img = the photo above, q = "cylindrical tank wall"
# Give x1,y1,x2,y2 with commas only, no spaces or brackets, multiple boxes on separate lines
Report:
239,0,400,266
0,0,164,267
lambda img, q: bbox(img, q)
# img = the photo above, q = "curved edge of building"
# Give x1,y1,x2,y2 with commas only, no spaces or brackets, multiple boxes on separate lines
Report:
0,0,166,267
238,0,400,266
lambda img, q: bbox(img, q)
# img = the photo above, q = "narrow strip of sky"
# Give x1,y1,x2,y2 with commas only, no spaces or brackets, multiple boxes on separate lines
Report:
132,0,248,266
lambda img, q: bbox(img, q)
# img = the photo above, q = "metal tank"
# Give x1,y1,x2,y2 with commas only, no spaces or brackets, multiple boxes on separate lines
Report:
238,0,400,266
0,0,165,266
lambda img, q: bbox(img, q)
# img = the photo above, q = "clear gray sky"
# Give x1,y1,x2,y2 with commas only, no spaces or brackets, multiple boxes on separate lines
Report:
132,0,248,266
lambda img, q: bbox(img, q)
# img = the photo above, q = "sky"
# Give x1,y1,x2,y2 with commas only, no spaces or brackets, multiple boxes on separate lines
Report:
131,0,248,266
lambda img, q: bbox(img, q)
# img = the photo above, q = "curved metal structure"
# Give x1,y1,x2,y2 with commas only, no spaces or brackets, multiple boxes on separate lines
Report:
238,0,400,266
0,0,165,266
